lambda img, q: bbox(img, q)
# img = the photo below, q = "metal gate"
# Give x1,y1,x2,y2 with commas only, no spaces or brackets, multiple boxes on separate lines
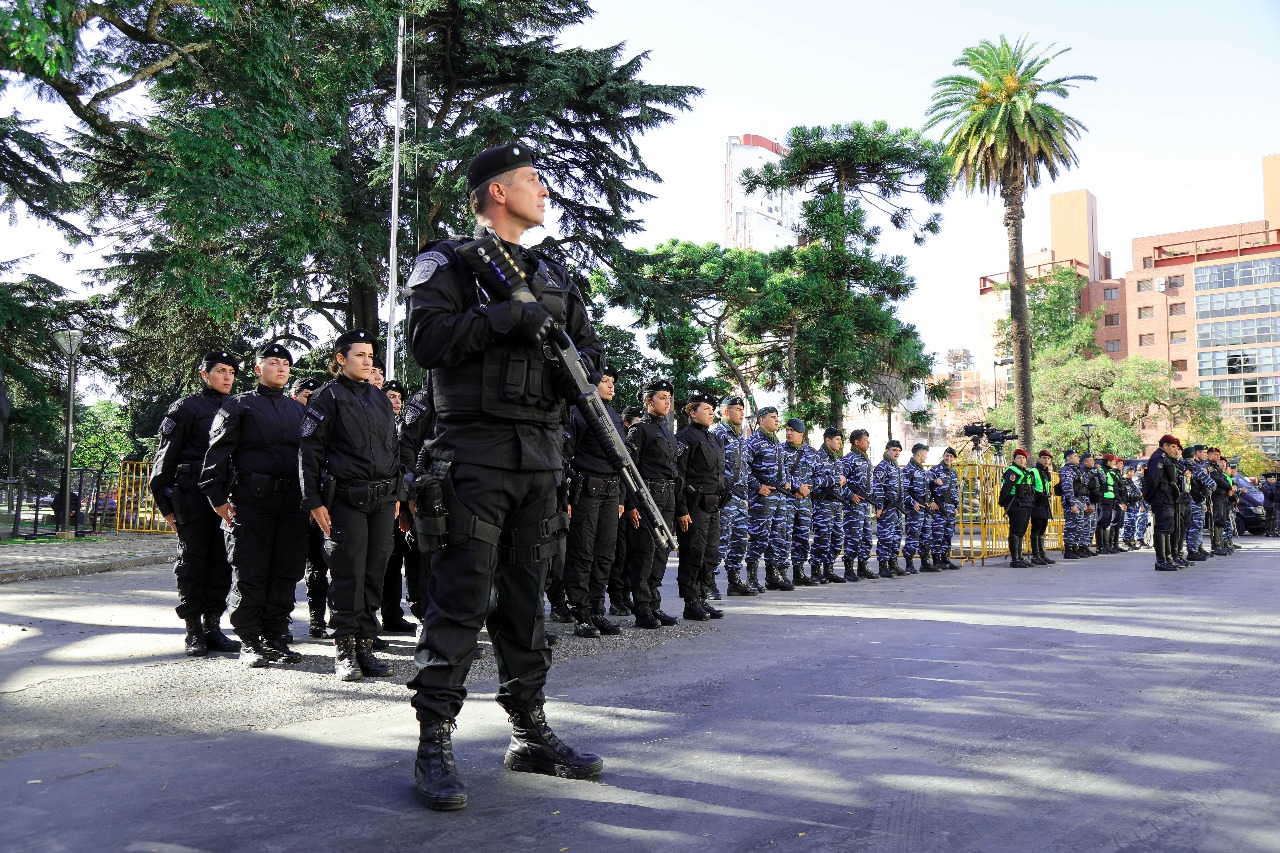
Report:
115,460,172,534
955,463,1064,564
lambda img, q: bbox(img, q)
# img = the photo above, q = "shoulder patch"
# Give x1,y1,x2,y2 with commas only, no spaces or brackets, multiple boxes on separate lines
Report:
676,440,689,457
159,417,177,436
408,250,451,289
403,402,423,425
300,409,324,438
209,410,228,439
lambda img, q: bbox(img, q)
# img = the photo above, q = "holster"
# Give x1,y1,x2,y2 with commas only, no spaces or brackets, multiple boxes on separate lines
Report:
321,476,337,509
163,486,186,525
412,459,450,554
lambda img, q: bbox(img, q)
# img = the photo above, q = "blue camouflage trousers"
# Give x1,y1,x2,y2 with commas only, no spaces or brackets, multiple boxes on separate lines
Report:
842,501,873,566
903,507,931,557
1121,502,1145,542
1186,501,1205,551
875,507,903,559
789,496,814,571
718,495,748,572
811,499,843,566
747,492,791,568
932,505,957,557
1084,502,1098,546
1135,505,1150,542
1064,499,1087,547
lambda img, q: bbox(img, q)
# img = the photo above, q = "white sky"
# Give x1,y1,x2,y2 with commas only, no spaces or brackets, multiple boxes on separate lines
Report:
4,0,1280,394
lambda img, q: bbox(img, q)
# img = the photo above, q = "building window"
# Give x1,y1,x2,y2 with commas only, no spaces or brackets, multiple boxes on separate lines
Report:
1138,306,1154,319
1171,359,1188,372
1194,257,1280,291
1241,406,1280,433
1137,280,1154,292
1168,302,1186,316
1143,257,1153,269
1167,275,1184,288
1105,340,1121,353
1103,287,1119,301
1139,333,1155,347
1196,316,1280,347
1200,377,1280,404
1169,330,1187,345
1104,313,1120,327
1196,286,1280,319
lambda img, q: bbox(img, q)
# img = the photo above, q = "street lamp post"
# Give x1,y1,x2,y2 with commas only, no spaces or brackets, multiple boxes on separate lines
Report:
52,328,84,540
1082,422,1096,457
992,357,1014,409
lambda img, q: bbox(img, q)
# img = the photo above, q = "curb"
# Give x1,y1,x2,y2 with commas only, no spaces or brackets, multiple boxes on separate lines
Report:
0,554,171,585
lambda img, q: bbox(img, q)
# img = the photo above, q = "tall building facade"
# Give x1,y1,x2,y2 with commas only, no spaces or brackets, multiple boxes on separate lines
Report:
724,134,802,251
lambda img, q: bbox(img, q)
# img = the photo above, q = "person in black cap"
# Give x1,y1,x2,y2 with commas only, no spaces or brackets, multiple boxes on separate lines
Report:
398,376,437,627
563,364,627,637
404,142,604,810
674,391,726,621
810,427,849,583
626,378,680,628
299,330,404,680
711,395,753,594
902,443,933,572
782,417,820,587
871,440,905,577
199,343,307,667
149,350,242,657
608,406,647,614
369,359,386,389
928,447,962,569
745,406,793,591
379,378,420,635
1142,435,1183,570
999,450,1036,567
292,376,331,638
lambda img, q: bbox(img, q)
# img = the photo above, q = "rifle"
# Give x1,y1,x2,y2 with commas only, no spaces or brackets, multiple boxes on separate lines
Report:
456,228,677,552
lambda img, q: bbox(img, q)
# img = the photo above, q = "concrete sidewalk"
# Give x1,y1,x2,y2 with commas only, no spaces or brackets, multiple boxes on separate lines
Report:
2,541,1278,852
0,533,175,584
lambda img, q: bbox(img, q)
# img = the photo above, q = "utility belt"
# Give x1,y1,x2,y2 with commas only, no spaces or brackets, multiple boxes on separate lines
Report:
174,463,203,490
330,472,403,510
684,484,720,513
645,478,675,499
233,471,300,498
571,472,620,502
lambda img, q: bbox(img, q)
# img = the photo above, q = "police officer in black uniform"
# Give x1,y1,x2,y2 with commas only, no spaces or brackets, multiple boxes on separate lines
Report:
404,143,604,811
626,378,680,630
380,380,419,634
563,364,627,638
1143,434,1183,571
299,329,403,681
608,407,645,615
291,377,331,638
149,350,241,657
399,378,436,622
999,449,1035,567
199,343,307,667
675,391,725,622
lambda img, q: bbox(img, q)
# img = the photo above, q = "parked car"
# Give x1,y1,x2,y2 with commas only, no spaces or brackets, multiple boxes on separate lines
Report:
1233,473,1268,534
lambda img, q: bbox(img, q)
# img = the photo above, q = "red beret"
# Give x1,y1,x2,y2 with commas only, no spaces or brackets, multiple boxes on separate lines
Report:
1013,448,1028,459
1159,434,1181,447
1101,453,1117,462
1038,449,1053,458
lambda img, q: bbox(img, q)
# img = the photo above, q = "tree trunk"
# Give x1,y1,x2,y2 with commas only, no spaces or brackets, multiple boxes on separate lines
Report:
786,318,797,414
886,405,893,441
1003,178,1034,452
828,374,845,428
709,319,753,405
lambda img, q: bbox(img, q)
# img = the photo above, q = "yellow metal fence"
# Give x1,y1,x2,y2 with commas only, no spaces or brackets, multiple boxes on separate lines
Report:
955,463,1063,564
116,460,173,534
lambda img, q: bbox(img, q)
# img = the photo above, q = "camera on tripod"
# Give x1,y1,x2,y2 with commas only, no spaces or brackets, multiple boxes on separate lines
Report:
964,422,1019,454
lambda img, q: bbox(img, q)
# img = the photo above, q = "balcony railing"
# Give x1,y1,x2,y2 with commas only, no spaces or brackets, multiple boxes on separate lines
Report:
1152,227,1279,268
979,259,1091,293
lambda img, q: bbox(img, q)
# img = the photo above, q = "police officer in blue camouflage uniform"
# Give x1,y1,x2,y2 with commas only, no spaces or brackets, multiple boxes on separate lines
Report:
1184,444,1216,561
1120,466,1145,549
841,429,877,580
810,427,849,583
928,447,961,570
901,443,934,572
1059,449,1087,559
745,406,794,592
712,396,753,596
872,440,906,577
782,418,819,587
1081,453,1102,556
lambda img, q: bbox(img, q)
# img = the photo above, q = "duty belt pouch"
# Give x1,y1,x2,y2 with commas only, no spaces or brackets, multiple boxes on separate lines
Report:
699,493,719,513
413,477,448,554
344,484,372,508
248,473,272,501
321,476,337,509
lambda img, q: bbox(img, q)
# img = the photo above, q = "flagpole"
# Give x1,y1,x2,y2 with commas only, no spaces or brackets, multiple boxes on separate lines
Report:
384,14,405,378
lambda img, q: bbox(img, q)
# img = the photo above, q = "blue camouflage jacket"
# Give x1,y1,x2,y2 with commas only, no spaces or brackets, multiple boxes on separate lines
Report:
745,428,786,496
780,441,817,498
812,446,844,500
842,448,873,504
1059,461,1084,503
711,421,750,501
903,459,930,509
872,456,904,511
928,461,959,508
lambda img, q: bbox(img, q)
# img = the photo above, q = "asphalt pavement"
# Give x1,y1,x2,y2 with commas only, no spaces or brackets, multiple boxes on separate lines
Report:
2,541,1278,852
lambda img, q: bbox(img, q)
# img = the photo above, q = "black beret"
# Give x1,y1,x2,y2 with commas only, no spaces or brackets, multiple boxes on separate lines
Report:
601,363,619,380
911,443,928,453
785,417,806,433
1181,447,1195,459
622,406,644,421
885,440,902,450
687,391,717,407
823,427,843,440
642,378,674,397
943,446,958,457
201,350,239,372
1080,452,1094,461
722,395,744,408
754,406,779,419
467,142,536,196
256,343,293,365
291,378,320,394
1064,448,1079,459
383,380,406,395
372,357,385,372
335,329,374,351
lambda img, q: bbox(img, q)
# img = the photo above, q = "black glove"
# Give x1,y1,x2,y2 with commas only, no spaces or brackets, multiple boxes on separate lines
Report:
517,301,553,343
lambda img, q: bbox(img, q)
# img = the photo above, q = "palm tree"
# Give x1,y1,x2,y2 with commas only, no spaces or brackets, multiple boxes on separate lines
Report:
925,34,1094,450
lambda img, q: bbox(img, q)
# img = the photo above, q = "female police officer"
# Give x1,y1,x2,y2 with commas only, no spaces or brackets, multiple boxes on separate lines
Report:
999,449,1035,568
299,329,404,682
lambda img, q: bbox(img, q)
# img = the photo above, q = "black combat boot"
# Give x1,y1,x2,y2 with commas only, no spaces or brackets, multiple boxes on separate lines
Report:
633,607,660,630
1212,528,1229,556
682,598,710,621
263,637,303,664
920,552,942,572
653,607,679,626
706,578,723,601
415,717,468,811
903,556,919,575
505,704,604,779
825,563,848,583
700,598,724,619
858,558,877,579
608,595,632,617
590,610,623,635
1040,536,1057,564
356,638,392,676
746,563,766,594
773,565,795,591
183,618,208,657
548,595,573,624
727,568,755,596
571,607,601,638
1063,543,1079,560
1009,538,1031,568
307,601,330,639
792,565,815,587
810,563,827,585
1029,539,1047,566
878,559,894,579
1154,533,1178,571
202,614,240,653
238,636,268,668
383,613,417,634
334,636,362,681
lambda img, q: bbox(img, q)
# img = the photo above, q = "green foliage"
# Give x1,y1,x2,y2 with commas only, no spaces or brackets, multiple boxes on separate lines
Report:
995,265,1100,357
1183,417,1271,478
592,320,664,412
73,400,139,469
